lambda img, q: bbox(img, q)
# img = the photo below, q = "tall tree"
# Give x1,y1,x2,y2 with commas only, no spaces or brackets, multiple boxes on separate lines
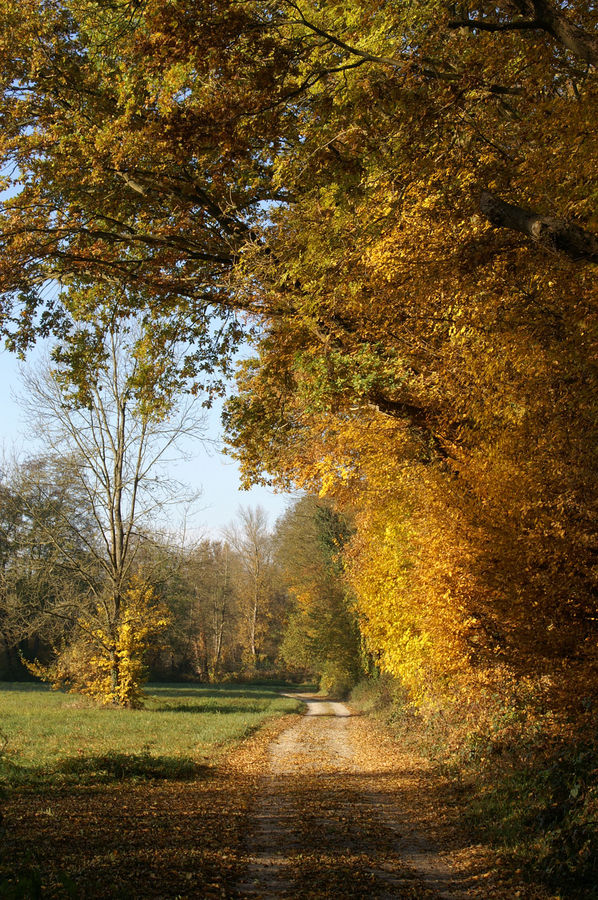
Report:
0,0,595,353
0,454,99,674
274,496,363,694
0,0,596,706
222,1,598,700
224,506,275,668
175,540,239,680
19,316,203,705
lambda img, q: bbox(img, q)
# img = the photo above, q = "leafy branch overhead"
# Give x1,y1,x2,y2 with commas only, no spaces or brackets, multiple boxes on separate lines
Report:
447,0,598,67
0,0,595,352
0,0,597,710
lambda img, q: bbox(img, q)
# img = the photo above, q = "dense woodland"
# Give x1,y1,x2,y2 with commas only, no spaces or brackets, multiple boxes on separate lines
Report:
0,0,597,887
0,0,596,699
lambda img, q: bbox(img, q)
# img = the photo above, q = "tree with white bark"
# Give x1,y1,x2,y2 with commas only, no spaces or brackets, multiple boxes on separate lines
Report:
224,506,276,669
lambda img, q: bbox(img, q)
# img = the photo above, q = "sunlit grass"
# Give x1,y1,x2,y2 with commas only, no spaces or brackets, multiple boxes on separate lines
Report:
0,682,302,785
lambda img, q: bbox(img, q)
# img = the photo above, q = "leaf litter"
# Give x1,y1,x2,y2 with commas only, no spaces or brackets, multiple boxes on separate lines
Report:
1,699,556,898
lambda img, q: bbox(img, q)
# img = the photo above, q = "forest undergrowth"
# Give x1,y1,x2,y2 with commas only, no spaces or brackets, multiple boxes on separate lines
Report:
350,673,598,899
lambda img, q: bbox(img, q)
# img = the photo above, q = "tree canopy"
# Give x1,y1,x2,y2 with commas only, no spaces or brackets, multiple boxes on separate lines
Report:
0,0,597,702
1,1,595,338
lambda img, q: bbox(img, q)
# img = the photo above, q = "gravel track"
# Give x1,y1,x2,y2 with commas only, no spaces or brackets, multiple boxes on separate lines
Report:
2,696,553,898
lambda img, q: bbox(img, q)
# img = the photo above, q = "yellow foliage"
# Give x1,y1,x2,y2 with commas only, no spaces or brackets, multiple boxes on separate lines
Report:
27,577,170,708
343,482,473,703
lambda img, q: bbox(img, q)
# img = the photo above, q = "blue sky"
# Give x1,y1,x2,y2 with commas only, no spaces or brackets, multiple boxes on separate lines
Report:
0,347,295,538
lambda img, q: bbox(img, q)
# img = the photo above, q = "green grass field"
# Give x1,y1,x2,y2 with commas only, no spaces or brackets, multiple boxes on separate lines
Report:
0,682,303,786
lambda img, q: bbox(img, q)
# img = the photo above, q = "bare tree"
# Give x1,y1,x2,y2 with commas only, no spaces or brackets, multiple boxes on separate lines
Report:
167,539,239,680
0,453,99,674
224,506,273,667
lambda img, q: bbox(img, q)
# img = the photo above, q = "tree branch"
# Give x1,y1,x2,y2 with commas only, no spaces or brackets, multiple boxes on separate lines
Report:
480,192,598,262
449,0,598,67
448,18,542,33
368,392,454,461
531,0,598,67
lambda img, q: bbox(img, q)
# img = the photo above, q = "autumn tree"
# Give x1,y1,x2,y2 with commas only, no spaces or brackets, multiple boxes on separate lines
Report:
157,539,240,680
224,506,279,670
0,0,295,360
0,453,100,678
145,525,291,682
0,0,594,338
19,316,204,706
221,2,598,703
0,476,26,676
0,0,597,708
274,496,363,695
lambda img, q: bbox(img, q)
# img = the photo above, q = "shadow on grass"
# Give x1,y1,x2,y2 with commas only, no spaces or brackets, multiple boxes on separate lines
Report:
1,752,209,788
147,682,316,700
54,751,208,783
148,688,284,702
0,682,51,693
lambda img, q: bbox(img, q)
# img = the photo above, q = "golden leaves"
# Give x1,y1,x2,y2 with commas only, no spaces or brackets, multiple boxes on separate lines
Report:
29,576,171,708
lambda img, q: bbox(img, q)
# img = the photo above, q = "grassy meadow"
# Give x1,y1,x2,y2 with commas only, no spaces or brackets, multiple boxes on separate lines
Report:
0,682,303,786
0,682,303,897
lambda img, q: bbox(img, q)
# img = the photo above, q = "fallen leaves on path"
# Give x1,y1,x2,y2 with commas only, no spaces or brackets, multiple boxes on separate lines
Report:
1,711,555,898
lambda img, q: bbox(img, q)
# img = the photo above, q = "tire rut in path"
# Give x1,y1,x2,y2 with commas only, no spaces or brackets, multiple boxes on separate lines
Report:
236,695,468,899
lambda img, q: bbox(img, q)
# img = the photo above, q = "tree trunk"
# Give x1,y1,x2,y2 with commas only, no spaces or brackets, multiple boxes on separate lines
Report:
109,648,119,695
448,0,598,67
531,0,598,67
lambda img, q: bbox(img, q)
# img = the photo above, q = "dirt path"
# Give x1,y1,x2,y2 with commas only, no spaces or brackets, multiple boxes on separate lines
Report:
233,695,506,899
2,697,555,898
